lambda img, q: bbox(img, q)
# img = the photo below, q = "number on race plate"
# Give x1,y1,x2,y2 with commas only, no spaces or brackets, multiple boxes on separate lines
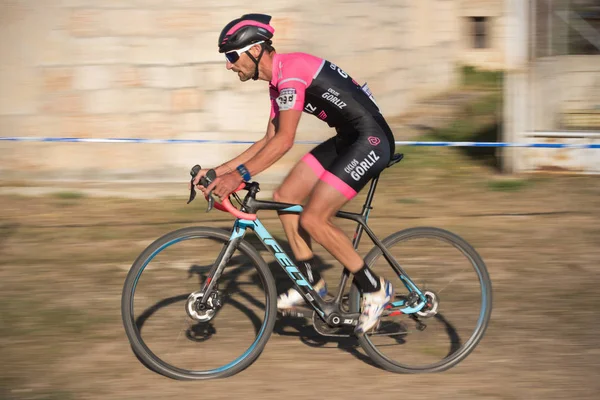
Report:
276,88,297,111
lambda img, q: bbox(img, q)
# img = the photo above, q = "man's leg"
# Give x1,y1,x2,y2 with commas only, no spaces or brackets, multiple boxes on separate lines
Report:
299,182,364,273
273,158,328,309
300,181,393,335
272,160,318,263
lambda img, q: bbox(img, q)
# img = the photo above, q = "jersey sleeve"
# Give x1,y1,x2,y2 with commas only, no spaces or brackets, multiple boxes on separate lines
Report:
273,58,313,113
269,85,280,121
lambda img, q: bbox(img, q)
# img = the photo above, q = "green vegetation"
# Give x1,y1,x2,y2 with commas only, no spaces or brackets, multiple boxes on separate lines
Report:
418,65,505,170
487,179,529,192
52,191,86,200
461,65,503,88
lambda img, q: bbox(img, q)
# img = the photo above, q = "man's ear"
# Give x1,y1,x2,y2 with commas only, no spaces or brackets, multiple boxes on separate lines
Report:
249,43,263,57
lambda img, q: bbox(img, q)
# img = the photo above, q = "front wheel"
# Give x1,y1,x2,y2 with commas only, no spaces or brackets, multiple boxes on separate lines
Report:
121,227,277,380
350,227,492,373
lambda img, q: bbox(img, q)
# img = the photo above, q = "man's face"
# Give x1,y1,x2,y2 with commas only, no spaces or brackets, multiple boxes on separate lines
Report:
225,44,262,82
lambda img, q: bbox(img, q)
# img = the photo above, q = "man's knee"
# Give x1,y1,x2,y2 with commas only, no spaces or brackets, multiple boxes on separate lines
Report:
273,188,296,204
273,188,284,204
299,210,322,235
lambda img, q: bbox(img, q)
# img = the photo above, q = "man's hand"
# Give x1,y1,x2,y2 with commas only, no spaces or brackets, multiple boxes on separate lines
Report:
207,171,243,200
189,168,212,196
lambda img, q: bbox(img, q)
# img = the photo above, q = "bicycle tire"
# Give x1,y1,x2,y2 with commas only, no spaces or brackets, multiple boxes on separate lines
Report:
121,227,277,380
349,227,492,373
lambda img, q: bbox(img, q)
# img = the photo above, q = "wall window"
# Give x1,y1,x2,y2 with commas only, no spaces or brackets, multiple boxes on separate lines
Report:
470,16,489,49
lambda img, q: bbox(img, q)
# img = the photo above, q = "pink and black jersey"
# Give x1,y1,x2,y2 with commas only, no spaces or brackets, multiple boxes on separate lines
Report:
269,52,381,133
268,52,395,201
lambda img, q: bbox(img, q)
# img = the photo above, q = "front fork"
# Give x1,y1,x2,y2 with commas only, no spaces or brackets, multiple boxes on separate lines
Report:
195,230,246,306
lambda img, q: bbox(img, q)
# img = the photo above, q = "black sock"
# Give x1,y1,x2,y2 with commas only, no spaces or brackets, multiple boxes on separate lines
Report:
297,257,322,285
353,265,381,293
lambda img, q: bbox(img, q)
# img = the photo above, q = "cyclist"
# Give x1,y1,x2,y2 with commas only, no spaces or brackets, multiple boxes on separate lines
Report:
193,13,395,335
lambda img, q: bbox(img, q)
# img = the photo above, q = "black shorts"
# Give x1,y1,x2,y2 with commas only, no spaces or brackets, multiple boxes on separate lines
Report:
302,114,395,199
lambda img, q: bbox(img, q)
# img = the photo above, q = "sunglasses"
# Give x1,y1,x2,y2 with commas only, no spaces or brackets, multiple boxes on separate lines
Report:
225,41,264,64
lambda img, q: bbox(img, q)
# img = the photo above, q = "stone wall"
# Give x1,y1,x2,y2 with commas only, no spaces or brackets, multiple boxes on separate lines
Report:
458,0,506,70
531,55,600,131
0,0,461,183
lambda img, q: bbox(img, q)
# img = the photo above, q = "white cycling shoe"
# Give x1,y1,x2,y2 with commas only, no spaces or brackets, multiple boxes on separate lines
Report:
355,278,394,336
277,279,328,310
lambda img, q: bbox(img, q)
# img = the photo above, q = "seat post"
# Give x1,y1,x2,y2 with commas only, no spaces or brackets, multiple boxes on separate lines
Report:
351,174,380,250
362,174,380,215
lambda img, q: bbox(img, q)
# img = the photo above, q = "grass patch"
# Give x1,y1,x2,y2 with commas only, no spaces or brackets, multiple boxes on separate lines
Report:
461,65,503,88
436,119,482,142
464,91,502,117
427,75,503,170
52,191,86,200
487,179,529,192
418,345,448,358
435,92,502,143
0,297,93,338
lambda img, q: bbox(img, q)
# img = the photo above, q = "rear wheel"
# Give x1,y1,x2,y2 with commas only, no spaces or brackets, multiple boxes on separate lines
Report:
350,227,492,373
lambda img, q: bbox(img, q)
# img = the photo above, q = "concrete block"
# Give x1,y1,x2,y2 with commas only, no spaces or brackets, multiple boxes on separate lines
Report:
73,37,126,64
56,114,130,138
206,91,270,132
171,66,197,88
130,113,177,139
176,112,204,132
40,68,74,94
142,67,171,88
143,66,196,88
41,92,85,115
84,89,127,114
61,0,129,7
129,88,170,113
155,10,208,35
125,37,179,65
0,115,58,138
68,9,103,37
104,9,155,36
73,66,113,90
197,63,236,92
37,31,76,66
170,88,203,112
175,34,223,64
115,66,144,88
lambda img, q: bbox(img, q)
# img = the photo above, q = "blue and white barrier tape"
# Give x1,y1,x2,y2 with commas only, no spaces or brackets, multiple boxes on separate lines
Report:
0,137,599,149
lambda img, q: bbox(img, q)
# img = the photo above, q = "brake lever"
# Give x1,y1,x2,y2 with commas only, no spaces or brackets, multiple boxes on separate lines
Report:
187,165,218,215
187,165,200,204
202,169,217,212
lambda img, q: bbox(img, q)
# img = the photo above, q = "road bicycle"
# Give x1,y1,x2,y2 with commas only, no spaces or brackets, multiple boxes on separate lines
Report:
121,152,492,380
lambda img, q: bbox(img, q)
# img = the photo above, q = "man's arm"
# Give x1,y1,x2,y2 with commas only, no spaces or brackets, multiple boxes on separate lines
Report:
213,117,277,176
243,109,302,177
207,109,301,199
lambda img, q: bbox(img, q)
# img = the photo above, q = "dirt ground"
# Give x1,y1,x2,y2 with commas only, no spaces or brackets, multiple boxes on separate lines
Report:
1,146,599,400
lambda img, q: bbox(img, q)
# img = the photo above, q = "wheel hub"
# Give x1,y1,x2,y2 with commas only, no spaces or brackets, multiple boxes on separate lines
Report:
416,290,439,318
186,291,221,322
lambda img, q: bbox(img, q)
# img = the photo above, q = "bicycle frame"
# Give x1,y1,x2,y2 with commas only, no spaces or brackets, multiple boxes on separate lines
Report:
200,174,428,327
